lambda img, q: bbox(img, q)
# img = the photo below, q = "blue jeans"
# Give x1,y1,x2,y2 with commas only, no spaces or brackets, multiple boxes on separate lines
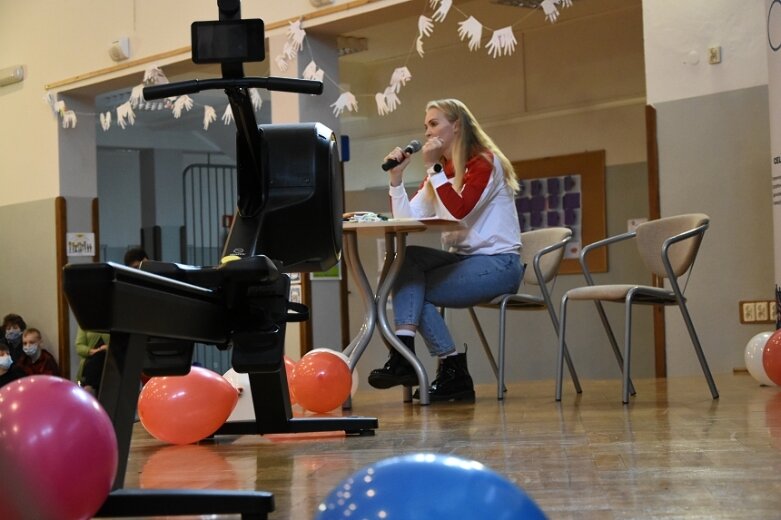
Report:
392,246,523,357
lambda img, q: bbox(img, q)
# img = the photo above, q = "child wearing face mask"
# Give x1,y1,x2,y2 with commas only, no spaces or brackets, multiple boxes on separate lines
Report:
0,342,26,388
17,328,60,376
2,313,27,362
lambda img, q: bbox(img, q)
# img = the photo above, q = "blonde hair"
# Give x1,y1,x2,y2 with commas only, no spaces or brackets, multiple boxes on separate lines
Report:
425,99,519,194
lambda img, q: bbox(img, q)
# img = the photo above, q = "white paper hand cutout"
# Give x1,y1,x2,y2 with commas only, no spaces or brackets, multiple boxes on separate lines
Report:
330,92,358,117
383,86,401,112
143,66,168,85
432,0,452,22
375,92,389,116
172,95,193,118
486,26,517,58
116,101,136,129
129,84,145,108
222,104,234,125
249,88,263,111
62,110,77,129
287,20,306,53
302,60,325,82
100,112,111,131
203,105,217,130
275,55,289,72
541,0,571,23
390,67,412,93
416,36,426,58
282,41,297,60
458,16,483,51
418,15,434,38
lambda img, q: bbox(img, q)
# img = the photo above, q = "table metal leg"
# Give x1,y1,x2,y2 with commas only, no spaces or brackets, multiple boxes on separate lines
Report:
375,232,430,405
342,231,377,367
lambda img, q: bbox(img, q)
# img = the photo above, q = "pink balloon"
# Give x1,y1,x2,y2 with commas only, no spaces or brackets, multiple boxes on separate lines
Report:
138,366,239,445
0,376,118,520
764,329,781,386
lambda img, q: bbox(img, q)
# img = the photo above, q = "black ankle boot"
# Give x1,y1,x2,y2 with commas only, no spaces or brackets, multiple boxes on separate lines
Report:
426,353,475,402
368,348,418,389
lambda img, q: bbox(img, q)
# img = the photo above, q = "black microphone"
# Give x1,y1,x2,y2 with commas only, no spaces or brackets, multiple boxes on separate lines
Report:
381,140,422,171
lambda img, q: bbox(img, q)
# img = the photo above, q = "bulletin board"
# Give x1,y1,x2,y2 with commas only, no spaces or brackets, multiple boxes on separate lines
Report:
512,150,607,274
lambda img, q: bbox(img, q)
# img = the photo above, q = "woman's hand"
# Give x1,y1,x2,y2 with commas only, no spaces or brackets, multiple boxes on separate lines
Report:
422,136,444,168
384,146,411,187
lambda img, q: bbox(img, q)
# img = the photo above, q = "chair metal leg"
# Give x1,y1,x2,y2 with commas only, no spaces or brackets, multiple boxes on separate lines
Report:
676,298,719,399
555,295,568,401
468,307,507,399
498,300,508,401
622,297,634,404
561,340,582,394
592,301,637,396
542,286,582,394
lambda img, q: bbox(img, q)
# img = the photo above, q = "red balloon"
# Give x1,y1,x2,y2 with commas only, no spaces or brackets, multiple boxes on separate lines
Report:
764,329,781,386
284,355,298,405
138,367,239,445
0,376,118,520
292,351,352,413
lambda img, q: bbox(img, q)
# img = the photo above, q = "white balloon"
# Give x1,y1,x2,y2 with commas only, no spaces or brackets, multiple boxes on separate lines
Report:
745,332,777,386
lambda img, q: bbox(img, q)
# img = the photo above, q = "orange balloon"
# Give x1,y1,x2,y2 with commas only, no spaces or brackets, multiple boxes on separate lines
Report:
764,330,781,386
284,355,298,405
138,366,239,445
292,351,352,413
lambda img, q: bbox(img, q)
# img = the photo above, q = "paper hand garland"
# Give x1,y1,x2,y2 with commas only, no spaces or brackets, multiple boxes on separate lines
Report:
56,2,574,128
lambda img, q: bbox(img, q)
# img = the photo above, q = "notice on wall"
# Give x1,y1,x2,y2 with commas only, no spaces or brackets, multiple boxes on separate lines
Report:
66,233,95,257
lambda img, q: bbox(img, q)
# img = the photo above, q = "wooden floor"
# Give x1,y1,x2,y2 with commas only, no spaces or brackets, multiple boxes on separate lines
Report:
116,373,781,519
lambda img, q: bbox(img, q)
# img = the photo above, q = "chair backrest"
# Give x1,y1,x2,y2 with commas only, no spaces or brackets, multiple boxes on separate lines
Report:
520,227,572,286
635,213,708,279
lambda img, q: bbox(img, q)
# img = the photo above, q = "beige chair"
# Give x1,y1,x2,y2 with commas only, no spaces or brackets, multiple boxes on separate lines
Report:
555,213,719,404
468,227,582,400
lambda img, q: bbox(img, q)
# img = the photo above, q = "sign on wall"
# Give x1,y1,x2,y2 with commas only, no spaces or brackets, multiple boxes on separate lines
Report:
66,233,96,257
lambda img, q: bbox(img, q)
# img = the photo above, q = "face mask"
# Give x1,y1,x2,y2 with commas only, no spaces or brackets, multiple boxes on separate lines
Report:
23,344,38,357
5,330,21,342
0,356,11,369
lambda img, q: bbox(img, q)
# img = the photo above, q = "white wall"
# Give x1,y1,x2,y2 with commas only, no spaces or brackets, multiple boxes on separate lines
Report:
643,0,768,105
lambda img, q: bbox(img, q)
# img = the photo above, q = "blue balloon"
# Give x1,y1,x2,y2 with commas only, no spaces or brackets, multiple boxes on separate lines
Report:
316,453,546,519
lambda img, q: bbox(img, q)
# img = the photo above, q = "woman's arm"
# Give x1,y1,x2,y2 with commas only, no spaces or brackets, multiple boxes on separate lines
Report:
430,155,493,219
